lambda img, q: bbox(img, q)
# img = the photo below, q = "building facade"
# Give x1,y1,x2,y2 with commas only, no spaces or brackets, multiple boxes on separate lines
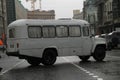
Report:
112,0,120,31
6,0,16,25
83,0,98,34
73,10,83,19
103,0,113,33
27,10,55,19
96,0,120,33
6,0,27,25
96,0,113,34
0,0,7,37
15,0,27,19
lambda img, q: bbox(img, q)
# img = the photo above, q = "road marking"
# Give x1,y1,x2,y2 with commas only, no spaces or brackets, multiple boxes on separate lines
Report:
63,57,104,80
89,73,94,76
86,71,90,74
107,55,120,59
97,78,103,80
93,76,98,78
0,60,25,75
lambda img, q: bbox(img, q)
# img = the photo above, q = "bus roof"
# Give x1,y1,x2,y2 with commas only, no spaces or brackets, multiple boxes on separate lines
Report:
8,19,89,27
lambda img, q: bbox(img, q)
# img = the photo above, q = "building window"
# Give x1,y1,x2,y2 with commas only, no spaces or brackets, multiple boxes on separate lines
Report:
9,28,15,38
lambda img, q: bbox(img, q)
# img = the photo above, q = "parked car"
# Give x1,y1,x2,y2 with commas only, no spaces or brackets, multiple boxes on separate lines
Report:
106,31,120,49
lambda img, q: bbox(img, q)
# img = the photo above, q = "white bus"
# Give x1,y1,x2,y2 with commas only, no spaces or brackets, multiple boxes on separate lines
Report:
6,19,106,65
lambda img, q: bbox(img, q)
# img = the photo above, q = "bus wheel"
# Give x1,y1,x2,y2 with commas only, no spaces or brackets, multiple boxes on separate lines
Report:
93,46,106,61
79,56,90,61
27,58,41,66
42,49,57,66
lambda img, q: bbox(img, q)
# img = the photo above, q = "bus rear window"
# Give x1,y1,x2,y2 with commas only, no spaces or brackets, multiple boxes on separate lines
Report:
9,28,15,38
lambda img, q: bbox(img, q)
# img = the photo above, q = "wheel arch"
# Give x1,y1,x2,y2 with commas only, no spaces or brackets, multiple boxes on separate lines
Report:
92,44,106,53
43,47,58,57
92,44,106,61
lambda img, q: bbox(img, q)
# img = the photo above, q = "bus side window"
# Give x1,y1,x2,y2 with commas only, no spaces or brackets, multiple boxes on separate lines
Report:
42,26,55,38
83,27,89,36
56,26,68,37
69,25,81,37
28,26,42,38
9,28,15,38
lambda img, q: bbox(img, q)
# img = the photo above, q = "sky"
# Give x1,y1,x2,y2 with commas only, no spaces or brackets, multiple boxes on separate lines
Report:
21,0,85,19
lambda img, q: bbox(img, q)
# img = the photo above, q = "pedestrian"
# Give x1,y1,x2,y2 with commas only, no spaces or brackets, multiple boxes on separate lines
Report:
0,38,3,58
0,38,3,72
0,39,3,46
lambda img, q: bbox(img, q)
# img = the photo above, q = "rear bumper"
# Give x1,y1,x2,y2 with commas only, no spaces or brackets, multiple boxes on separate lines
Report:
6,51,28,59
6,51,19,57
6,51,41,59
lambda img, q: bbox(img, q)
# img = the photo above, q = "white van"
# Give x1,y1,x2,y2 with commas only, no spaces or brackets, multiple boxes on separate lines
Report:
6,19,106,65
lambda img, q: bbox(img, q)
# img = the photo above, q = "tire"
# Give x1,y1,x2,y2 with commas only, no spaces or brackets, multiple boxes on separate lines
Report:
42,49,57,65
27,57,41,66
79,56,90,61
93,46,106,61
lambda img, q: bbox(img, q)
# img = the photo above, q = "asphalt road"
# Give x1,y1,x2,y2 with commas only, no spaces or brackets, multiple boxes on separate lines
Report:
0,49,120,80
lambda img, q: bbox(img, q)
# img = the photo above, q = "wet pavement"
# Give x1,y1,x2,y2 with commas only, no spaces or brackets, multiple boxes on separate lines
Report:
0,57,97,80
0,49,120,80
